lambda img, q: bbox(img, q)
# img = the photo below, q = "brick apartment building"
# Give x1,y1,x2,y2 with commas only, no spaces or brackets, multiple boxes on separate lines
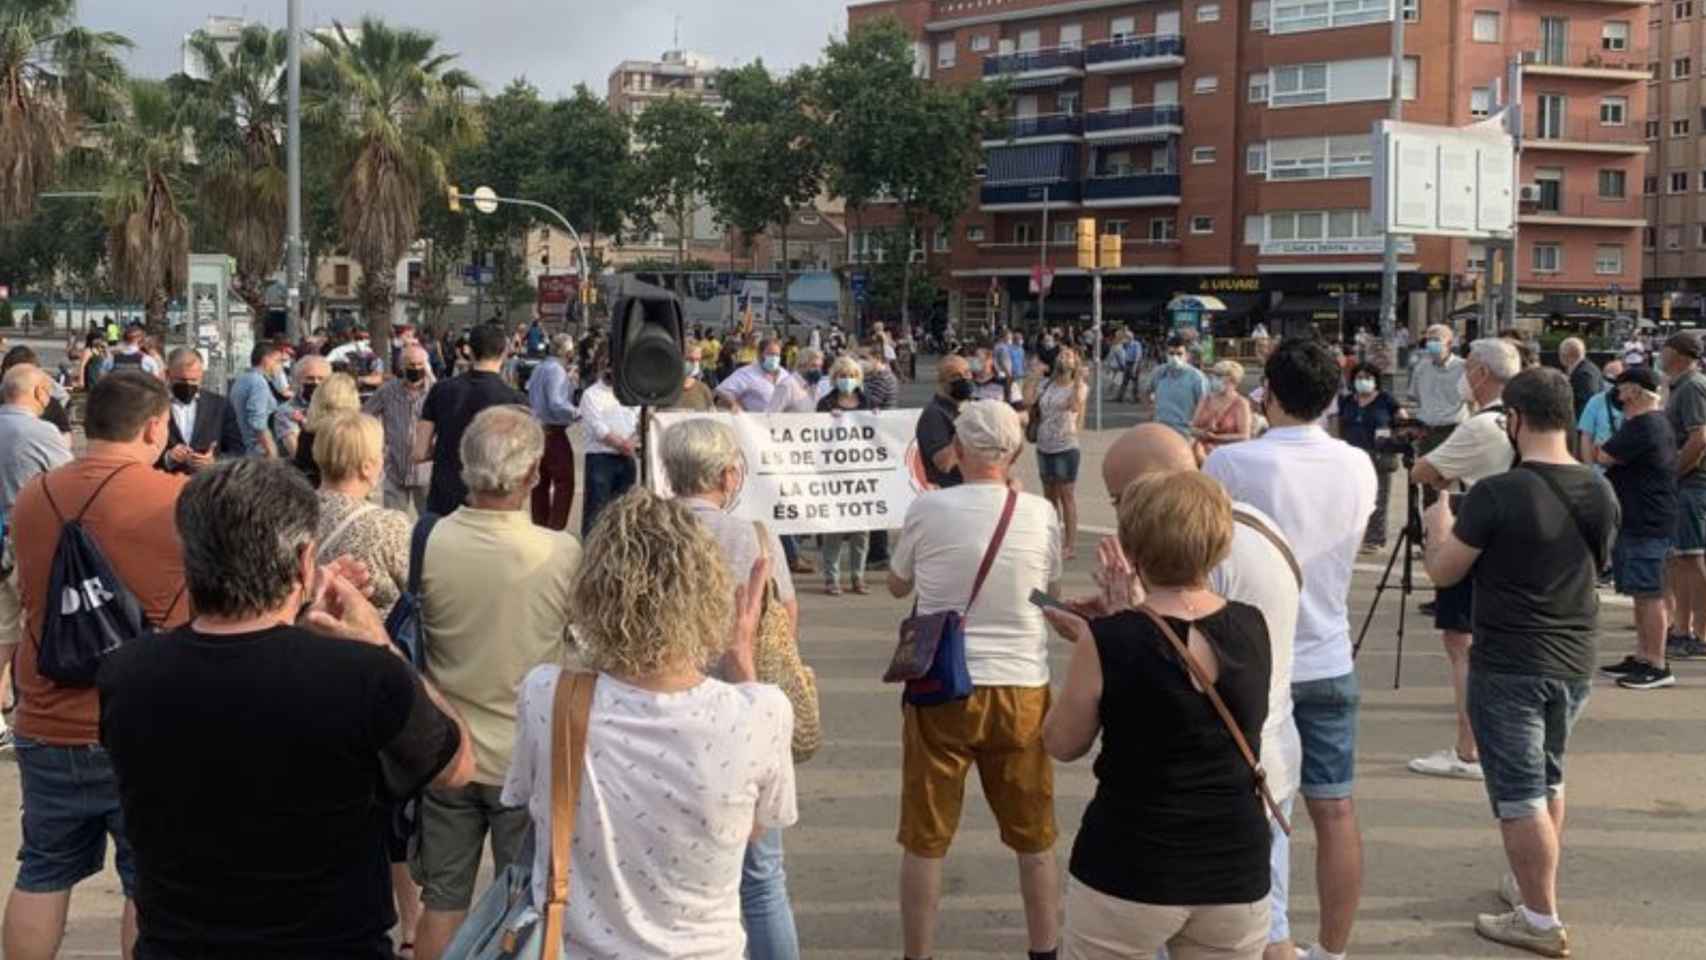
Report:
847,0,1648,340
1644,0,1706,323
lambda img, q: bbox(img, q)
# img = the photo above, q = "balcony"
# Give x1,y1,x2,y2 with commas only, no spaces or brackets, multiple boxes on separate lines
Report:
983,112,1084,146
981,45,1085,84
1081,174,1182,208
1517,42,1647,81
1525,118,1648,155
979,181,1082,211
1083,104,1184,142
1518,195,1645,229
1085,34,1185,74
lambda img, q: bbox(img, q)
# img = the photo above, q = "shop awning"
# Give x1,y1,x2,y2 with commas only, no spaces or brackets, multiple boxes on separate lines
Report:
985,143,1080,184
1167,294,1227,311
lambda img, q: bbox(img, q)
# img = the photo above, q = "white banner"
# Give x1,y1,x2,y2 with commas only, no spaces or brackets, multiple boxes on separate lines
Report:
647,410,927,535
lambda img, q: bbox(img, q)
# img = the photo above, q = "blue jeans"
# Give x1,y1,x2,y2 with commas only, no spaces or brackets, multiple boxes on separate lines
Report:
581,452,637,538
1468,670,1591,820
13,736,136,896
742,828,800,960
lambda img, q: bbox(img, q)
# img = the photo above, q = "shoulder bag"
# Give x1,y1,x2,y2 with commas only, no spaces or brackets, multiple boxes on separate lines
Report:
1523,464,1611,576
883,489,1018,706
750,522,823,763
1232,510,1302,589
442,670,596,960
1134,605,1292,835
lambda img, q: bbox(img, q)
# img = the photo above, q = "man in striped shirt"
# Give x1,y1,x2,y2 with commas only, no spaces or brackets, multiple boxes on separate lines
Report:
863,346,899,411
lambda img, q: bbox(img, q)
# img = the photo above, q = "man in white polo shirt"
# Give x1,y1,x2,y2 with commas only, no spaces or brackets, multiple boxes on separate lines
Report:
1204,337,1376,960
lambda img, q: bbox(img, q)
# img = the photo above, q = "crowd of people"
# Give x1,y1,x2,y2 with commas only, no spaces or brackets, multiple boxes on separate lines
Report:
0,306,1690,960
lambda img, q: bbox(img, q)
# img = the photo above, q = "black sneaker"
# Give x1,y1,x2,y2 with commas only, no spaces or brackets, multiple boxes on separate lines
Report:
1601,655,1646,677
1667,634,1706,659
1618,663,1677,690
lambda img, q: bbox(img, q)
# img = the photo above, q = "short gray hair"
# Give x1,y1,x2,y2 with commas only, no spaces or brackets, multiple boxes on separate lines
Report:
551,333,574,358
166,347,202,371
1,363,44,403
1467,338,1521,382
293,354,331,386
1558,337,1585,360
177,459,319,618
661,418,741,496
798,347,823,370
460,405,544,496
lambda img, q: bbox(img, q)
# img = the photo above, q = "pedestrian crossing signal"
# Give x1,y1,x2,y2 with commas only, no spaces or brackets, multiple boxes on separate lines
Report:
1099,234,1123,270
447,186,462,213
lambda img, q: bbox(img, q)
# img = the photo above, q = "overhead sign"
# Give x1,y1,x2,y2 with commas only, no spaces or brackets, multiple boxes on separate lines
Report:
471,186,500,215
462,265,495,286
1372,117,1515,240
1029,264,1055,294
1261,238,1418,256
536,274,579,318
647,410,929,535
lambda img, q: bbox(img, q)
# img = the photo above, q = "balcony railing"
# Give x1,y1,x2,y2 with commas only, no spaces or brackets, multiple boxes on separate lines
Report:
1084,104,1184,134
980,181,1083,206
1518,194,1644,223
1525,116,1648,149
1085,34,1185,68
1517,41,1647,76
1082,174,1182,202
981,45,1086,78
986,112,1084,141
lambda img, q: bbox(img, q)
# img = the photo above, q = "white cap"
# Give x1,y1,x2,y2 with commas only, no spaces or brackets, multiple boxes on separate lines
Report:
1624,350,1646,366
954,400,1023,459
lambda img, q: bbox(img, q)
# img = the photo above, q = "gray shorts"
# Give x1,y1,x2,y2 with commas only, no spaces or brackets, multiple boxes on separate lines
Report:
410,782,530,911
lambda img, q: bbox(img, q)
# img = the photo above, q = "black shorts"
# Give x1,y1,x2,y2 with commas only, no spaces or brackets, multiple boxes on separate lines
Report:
1435,576,1474,633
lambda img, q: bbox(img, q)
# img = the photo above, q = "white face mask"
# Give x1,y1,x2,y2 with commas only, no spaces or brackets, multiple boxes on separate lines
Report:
1354,377,1376,395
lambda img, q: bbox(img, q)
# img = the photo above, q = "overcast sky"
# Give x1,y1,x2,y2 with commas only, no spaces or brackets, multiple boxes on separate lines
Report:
77,0,853,96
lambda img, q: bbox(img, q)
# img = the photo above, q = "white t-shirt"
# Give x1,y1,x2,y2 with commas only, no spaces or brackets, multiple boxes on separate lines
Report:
1422,405,1513,490
891,483,1062,687
1204,425,1377,684
502,667,797,960
1210,503,1303,804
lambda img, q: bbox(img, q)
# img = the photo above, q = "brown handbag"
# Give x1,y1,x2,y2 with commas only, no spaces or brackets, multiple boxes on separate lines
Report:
750,522,823,763
1135,606,1292,836
539,671,597,960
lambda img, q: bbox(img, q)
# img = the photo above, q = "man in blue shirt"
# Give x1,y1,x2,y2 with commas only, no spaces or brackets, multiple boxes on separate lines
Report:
1148,335,1206,438
227,343,284,457
1577,358,1624,473
527,334,579,530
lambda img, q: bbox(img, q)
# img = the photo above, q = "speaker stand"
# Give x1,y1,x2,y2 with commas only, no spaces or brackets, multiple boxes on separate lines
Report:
638,405,653,488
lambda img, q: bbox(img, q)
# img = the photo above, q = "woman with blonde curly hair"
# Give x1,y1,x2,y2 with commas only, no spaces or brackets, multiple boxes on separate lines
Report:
293,371,360,487
502,489,798,959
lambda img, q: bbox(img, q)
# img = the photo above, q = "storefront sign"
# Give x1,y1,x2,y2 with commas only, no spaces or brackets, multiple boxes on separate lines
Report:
1196,276,1261,293
1260,238,1417,256
647,411,928,535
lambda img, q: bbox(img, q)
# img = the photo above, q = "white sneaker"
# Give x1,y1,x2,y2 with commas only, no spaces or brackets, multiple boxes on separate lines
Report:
1407,747,1484,781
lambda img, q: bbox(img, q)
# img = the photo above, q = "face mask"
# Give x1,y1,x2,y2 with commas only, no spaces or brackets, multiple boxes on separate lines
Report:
1456,373,1475,404
1504,411,1522,465
970,358,985,374
1354,377,1376,395
836,377,859,395
404,367,426,384
1042,338,1055,349
949,378,976,402
1426,339,1445,357
170,382,199,404
1607,384,1625,412
301,383,319,403
761,355,781,373
803,369,824,385
685,362,701,379
1207,376,1224,393
1169,354,1186,367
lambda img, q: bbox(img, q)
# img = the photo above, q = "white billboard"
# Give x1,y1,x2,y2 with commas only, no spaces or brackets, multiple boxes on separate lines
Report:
1372,116,1515,240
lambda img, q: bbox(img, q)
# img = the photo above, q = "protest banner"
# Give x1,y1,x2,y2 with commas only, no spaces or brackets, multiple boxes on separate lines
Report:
647,410,928,535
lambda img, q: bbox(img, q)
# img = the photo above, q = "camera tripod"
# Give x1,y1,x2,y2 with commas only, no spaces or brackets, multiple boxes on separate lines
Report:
1353,451,1422,690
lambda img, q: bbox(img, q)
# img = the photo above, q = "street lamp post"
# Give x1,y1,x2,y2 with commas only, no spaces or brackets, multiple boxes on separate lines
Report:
286,0,303,341
1038,185,1050,333
454,187,593,327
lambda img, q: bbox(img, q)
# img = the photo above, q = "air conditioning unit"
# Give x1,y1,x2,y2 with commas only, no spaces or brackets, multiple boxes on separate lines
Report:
1519,183,1543,203
1520,50,1541,64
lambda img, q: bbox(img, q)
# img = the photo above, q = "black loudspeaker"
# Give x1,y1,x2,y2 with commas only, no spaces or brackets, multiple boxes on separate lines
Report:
609,277,685,407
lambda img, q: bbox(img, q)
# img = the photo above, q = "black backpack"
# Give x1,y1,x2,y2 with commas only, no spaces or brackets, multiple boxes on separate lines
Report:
38,465,180,686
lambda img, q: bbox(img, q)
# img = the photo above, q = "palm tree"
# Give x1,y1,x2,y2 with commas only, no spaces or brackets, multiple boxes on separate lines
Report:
0,0,130,225
173,24,288,332
103,79,189,337
308,17,480,362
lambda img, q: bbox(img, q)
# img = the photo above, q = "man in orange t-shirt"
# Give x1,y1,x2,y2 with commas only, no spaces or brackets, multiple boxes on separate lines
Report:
0,372,188,960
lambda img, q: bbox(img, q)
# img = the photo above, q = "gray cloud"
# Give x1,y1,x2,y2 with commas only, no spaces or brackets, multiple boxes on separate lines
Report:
77,0,851,96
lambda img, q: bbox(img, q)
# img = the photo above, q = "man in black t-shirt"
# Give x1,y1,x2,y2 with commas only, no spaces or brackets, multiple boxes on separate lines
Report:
1422,367,1617,960
416,324,525,515
98,459,473,960
915,354,974,489
1596,365,1679,690
1660,331,1706,658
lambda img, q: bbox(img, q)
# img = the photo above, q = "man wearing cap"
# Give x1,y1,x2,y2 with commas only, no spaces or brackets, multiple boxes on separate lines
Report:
101,323,163,378
1595,365,1679,690
1660,331,1706,658
887,400,1063,960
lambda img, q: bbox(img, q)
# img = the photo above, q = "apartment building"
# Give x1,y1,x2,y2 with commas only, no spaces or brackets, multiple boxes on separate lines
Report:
1644,0,1706,322
848,0,1647,337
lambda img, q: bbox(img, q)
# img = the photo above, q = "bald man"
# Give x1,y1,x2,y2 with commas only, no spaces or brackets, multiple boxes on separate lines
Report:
916,354,975,488
1560,336,1603,429
1097,424,1305,960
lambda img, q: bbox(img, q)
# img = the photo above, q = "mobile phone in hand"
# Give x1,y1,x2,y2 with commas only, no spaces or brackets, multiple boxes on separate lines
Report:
1028,589,1070,614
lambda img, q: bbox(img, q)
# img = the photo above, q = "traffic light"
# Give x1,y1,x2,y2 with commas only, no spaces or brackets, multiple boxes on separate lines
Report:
1076,218,1097,269
447,186,462,213
1099,233,1123,270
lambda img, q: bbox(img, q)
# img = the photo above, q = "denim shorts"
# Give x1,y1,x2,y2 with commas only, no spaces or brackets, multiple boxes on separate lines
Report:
1467,671,1591,820
13,736,137,897
1037,448,1082,485
1291,672,1361,800
1614,534,1671,598
1673,483,1706,556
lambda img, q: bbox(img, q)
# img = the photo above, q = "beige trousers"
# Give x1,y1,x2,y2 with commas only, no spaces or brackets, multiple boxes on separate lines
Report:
1064,879,1267,960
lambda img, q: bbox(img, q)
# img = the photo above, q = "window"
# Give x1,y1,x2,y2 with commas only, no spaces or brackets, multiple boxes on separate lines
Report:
1537,94,1566,139
1698,224,1706,246
971,34,992,52
1266,134,1373,179
1644,226,1657,248
1244,215,1264,244
1014,223,1035,244
1154,79,1180,104
1595,245,1624,275
1053,220,1076,243
1192,145,1218,163
1272,0,1390,33
1150,218,1177,242
1058,91,1080,115
1194,75,1220,94
1532,243,1562,273
966,225,987,243
1598,169,1627,198
1249,72,1270,103
1471,86,1493,118
1402,56,1418,100
1111,16,1136,40
1059,24,1082,49
1270,63,1329,106
934,227,951,252
1326,134,1374,176
1103,220,1129,237
1107,84,1133,109
1676,57,1693,80
1251,0,1269,29
1602,21,1630,51
1646,118,1662,139
1650,60,1661,82
1402,0,1419,22
1535,167,1563,211
1671,171,1690,192
1667,225,1684,249
1600,96,1627,125
1644,175,1659,194
1247,143,1268,173
937,40,956,68
1472,11,1500,42
1676,117,1692,137
1677,1,1693,18
1190,215,1215,234
1198,3,1221,22
1263,209,1378,242
1467,243,1488,272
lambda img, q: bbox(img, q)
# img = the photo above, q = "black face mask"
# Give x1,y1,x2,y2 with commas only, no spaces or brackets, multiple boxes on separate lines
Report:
803,369,824,385
301,383,318,403
1605,384,1624,412
1505,411,1523,468
948,378,976,402
170,382,199,404
404,367,427,384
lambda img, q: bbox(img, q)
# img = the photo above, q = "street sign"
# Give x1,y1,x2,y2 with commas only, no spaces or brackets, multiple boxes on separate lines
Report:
471,186,500,215
537,274,579,319
1028,265,1055,295
850,271,870,306
461,265,495,286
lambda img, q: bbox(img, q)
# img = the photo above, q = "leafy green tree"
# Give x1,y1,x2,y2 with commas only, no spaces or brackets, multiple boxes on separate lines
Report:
307,17,482,362
525,85,636,267
632,95,718,267
0,0,130,225
102,79,190,336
